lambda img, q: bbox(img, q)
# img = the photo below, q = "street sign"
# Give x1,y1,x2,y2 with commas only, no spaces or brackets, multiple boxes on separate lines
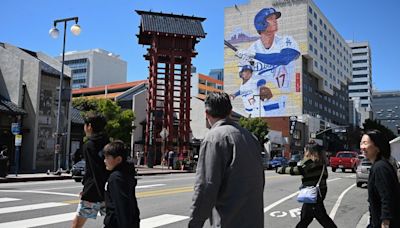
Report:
289,116,297,135
15,134,22,146
310,132,316,138
11,123,21,135
160,128,169,139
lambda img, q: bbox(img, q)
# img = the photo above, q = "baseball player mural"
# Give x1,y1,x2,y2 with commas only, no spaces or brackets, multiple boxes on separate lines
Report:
229,7,300,117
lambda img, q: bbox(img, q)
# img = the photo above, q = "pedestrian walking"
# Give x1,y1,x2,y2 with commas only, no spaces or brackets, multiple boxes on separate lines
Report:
360,129,400,228
103,140,140,228
167,149,175,169
188,92,265,228
276,141,337,228
71,112,110,228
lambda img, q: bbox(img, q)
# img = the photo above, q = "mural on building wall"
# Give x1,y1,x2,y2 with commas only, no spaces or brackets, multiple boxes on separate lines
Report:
39,89,53,125
37,89,55,168
225,6,302,117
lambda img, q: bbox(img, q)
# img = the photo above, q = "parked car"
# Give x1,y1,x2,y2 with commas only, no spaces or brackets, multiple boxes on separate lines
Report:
329,151,360,173
71,160,85,182
267,157,288,170
288,154,302,167
356,158,372,187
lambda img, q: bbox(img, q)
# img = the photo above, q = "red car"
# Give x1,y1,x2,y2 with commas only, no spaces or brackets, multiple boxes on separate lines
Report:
329,151,360,173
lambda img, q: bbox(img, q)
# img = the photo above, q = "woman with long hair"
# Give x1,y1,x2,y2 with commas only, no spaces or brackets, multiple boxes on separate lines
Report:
360,130,400,228
276,141,337,228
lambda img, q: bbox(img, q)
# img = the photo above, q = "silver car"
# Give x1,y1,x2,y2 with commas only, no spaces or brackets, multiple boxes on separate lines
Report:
356,158,400,187
356,158,371,188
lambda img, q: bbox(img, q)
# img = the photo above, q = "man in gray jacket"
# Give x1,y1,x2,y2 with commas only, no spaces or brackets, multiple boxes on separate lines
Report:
189,92,265,228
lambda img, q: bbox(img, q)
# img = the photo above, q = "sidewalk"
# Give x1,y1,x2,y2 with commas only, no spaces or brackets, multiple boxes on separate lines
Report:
0,165,191,183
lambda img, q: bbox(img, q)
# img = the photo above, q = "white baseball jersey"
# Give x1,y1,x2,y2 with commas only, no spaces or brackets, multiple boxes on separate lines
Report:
247,35,299,93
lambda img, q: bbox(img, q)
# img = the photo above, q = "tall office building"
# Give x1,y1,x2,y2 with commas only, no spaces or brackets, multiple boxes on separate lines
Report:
225,0,353,153
208,68,224,89
347,41,373,126
372,91,400,136
59,49,127,89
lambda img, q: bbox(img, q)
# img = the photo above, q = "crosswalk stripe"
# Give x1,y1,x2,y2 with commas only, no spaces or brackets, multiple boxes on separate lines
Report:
140,214,189,228
0,212,76,228
0,202,68,215
137,184,166,189
0,198,20,203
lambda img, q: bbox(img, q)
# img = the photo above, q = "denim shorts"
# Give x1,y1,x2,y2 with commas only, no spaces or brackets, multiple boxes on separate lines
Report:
76,200,106,219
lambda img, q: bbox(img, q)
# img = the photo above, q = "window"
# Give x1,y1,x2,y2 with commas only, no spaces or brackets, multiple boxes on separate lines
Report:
319,19,322,25
309,44,313,52
314,36,317,43
320,31,323,37
314,61,318,67
309,6,313,14
320,42,323,48
352,46,367,50
353,74,368,78
314,24,318,31
314,48,318,55
314,12,317,19
352,59,368,64
309,19,313,26
361,104,369,107
354,52,367,56
309,31,313,39
353,67,368,71
349,89,369,93
324,24,327,30
349,81,368,86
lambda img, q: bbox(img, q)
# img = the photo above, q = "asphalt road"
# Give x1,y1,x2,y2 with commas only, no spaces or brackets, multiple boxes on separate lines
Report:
0,170,368,227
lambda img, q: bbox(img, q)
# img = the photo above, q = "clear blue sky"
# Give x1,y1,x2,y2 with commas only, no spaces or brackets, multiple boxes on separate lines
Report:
1,0,399,91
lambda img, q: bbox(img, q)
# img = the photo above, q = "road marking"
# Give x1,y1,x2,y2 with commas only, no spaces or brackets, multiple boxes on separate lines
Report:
356,211,370,228
0,180,72,188
0,197,20,203
328,178,342,182
0,190,78,197
137,184,166,189
264,177,342,213
264,191,299,213
34,186,82,191
0,202,68,215
345,174,356,178
270,211,287,217
329,183,356,219
137,186,193,198
0,212,76,228
141,214,189,228
34,183,166,191
289,208,301,217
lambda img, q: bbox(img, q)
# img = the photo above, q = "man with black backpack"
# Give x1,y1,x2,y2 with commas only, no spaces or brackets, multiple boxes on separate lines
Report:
72,112,110,228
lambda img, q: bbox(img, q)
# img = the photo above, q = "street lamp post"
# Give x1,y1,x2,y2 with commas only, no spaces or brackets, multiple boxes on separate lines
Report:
49,17,81,174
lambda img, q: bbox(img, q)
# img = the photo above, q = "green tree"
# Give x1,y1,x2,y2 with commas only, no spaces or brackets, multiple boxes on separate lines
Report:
363,119,396,141
72,98,135,144
239,117,269,145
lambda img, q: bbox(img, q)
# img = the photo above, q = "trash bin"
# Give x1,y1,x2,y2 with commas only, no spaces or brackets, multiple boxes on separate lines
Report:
0,156,9,177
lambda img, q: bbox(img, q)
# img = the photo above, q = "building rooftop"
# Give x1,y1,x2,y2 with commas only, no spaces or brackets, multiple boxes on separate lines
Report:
72,80,148,97
136,10,206,38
